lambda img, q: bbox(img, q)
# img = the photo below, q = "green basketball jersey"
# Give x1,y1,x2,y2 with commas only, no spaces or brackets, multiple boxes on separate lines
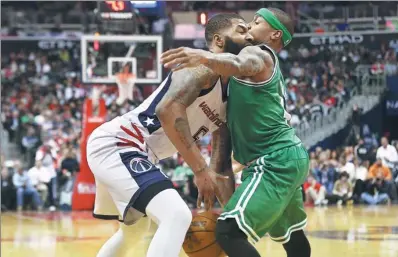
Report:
227,44,301,165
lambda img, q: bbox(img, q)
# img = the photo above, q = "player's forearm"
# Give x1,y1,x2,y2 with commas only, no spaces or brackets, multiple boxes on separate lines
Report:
203,50,265,78
157,103,208,174
202,52,248,77
210,125,235,205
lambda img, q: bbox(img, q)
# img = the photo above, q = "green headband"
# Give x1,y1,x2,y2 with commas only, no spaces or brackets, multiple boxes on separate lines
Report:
256,8,292,47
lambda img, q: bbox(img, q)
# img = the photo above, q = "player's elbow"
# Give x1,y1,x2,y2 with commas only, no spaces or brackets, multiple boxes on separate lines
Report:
155,103,168,121
155,100,181,122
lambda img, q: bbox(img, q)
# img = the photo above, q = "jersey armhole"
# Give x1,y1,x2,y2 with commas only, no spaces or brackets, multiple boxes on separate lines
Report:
231,46,279,87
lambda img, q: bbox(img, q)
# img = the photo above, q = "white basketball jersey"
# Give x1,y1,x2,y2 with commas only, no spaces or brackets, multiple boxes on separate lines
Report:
121,73,228,160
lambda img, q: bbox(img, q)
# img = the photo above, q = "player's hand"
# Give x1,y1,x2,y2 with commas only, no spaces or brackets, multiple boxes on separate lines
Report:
194,168,228,210
160,47,210,72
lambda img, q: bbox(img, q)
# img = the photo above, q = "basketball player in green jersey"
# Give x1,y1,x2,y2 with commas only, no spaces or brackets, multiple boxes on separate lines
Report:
161,8,311,257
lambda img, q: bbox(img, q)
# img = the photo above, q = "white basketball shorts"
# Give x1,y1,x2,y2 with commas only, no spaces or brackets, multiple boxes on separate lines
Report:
86,117,174,225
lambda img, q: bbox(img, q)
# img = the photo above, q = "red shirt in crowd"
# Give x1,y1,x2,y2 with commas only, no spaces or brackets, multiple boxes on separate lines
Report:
324,96,336,107
303,181,322,193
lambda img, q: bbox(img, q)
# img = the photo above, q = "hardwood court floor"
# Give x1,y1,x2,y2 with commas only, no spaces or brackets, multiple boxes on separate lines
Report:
2,206,398,257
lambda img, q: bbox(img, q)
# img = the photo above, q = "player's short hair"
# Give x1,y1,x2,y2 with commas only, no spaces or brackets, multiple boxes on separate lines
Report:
205,13,244,45
268,8,294,38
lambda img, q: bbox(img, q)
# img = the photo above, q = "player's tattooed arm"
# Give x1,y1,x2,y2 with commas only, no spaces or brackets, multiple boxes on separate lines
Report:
210,124,235,206
204,46,273,78
161,46,274,80
156,65,218,174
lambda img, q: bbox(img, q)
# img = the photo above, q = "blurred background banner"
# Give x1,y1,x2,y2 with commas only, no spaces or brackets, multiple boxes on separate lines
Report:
1,38,80,54
385,94,398,116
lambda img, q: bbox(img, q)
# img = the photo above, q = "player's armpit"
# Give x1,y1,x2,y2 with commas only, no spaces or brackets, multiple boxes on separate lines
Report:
155,65,218,173
210,124,235,206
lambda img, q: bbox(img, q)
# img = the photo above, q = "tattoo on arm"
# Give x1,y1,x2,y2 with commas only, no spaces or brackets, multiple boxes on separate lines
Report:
174,117,195,149
166,65,216,106
204,46,271,78
156,65,218,173
166,65,218,148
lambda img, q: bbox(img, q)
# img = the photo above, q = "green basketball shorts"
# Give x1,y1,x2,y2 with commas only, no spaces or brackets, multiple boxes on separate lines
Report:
219,144,309,244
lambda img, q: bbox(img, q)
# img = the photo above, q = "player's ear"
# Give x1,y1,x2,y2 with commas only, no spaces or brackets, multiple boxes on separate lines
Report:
271,30,282,41
213,34,224,49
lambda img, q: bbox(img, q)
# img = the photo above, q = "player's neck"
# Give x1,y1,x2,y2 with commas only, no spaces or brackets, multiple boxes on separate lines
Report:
266,42,282,53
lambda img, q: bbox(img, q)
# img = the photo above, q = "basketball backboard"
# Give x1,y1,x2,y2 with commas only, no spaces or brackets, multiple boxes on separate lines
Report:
81,35,163,84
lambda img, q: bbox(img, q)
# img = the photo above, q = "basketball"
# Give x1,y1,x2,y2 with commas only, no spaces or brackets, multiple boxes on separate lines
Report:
183,211,226,257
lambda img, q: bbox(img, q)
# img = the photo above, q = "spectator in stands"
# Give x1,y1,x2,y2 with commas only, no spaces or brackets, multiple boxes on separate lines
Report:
370,57,385,75
329,172,353,206
339,156,356,182
3,110,20,143
1,166,16,211
368,158,398,202
59,147,79,191
27,160,50,205
362,124,378,149
368,158,392,180
21,126,40,168
328,150,340,168
376,137,398,170
35,143,57,210
346,105,362,145
315,162,336,194
344,146,355,162
304,175,328,206
385,58,398,76
361,175,390,205
352,160,370,203
355,138,372,162
309,152,318,174
12,161,42,211
290,61,304,78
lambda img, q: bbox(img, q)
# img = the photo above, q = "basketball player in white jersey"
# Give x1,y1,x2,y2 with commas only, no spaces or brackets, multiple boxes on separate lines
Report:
87,13,253,257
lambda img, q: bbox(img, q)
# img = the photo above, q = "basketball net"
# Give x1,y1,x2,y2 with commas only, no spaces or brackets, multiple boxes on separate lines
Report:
116,72,136,105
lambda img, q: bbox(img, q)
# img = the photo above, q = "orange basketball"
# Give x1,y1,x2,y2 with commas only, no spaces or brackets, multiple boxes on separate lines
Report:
183,211,226,257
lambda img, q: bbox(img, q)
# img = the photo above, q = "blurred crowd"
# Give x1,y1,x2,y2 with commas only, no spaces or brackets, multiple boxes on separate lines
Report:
280,41,398,127
1,48,83,211
304,134,398,206
0,48,145,211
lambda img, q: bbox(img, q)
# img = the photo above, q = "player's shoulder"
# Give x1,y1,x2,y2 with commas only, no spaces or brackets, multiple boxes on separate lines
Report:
241,45,275,68
171,65,219,90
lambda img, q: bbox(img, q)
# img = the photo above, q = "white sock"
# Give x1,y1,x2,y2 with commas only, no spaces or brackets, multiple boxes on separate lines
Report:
96,225,126,257
146,189,192,257
96,220,150,257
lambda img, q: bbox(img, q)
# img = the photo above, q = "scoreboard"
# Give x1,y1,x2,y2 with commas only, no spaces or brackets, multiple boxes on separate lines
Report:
96,1,164,33
99,1,134,20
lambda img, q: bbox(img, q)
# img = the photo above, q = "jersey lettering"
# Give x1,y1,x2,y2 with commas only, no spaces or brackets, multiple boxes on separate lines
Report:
193,126,209,141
